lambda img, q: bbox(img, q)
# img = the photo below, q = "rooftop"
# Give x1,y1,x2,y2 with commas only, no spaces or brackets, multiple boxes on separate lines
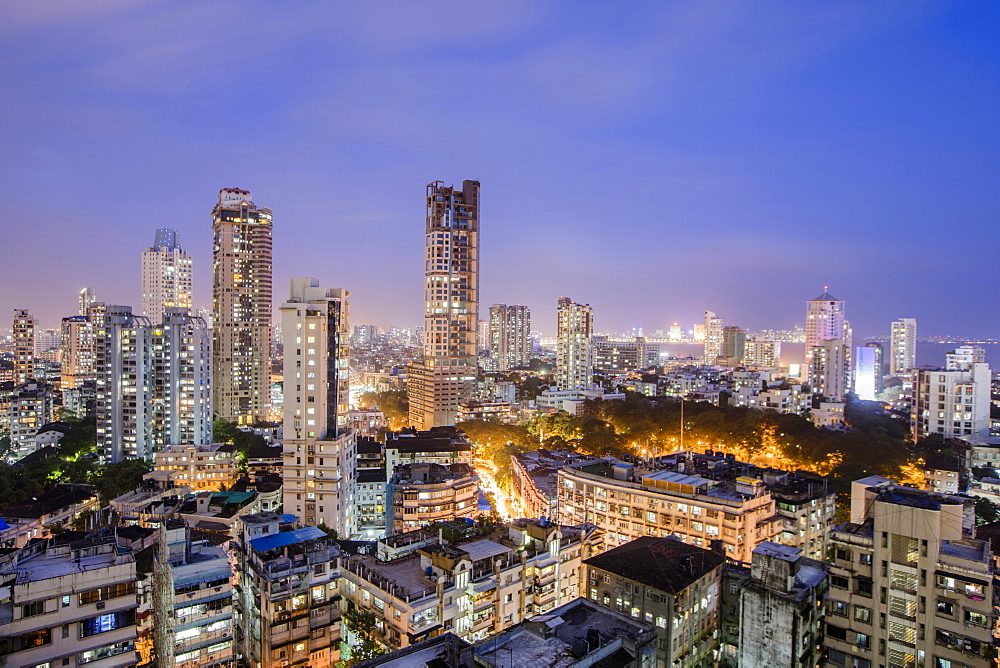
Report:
1,483,96,519
583,536,725,594
474,598,655,668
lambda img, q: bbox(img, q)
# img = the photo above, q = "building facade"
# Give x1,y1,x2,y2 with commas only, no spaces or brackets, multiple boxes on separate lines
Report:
889,317,917,376
825,476,995,668
95,305,153,463
141,228,193,325
912,362,991,441
60,314,97,390
388,463,479,534
556,297,593,390
407,180,480,430
13,308,35,384
805,290,851,400
703,311,723,364
212,187,273,424
280,278,356,536
151,308,212,451
488,303,531,371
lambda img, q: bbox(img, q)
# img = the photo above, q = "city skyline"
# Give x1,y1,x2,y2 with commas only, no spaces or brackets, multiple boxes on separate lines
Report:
1,3,997,337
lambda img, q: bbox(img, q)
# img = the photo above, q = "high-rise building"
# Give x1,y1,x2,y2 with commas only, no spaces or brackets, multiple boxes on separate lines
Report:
720,326,746,365
489,303,531,371
78,286,96,316
805,289,851,400
13,309,35,384
826,476,994,668
8,381,54,461
703,310,723,363
853,345,879,401
667,322,683,341
556,297,593,390
407,180,480,430
745,337,780,368
150,308,212,451
211,188,273,424
946,344,986,370
95,305,153,463
141,228,193,324
280,278,356,536
889,317,917,375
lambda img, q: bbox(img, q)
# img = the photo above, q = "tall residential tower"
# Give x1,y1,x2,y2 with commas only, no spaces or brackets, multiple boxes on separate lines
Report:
211,188,273,424
407,180,480,430
556,297,594,390
13,309,35,384
141,228,193,324
280,278,356,535
703,310,723,363
889,317,917,375
489,303,531,371
804,289,851,400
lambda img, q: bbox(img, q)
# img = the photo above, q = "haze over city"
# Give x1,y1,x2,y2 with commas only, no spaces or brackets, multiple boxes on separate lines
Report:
2,1,998,336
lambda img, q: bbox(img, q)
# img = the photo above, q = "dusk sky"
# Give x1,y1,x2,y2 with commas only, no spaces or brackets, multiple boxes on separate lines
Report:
2,1,997,338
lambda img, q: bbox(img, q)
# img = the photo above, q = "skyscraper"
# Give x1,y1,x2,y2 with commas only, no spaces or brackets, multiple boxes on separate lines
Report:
407,180,480,430
78,287,95,316
889,318,917,375
13,309,35,384
703,310,723,363
60,315,96,390
141,228,193,324
280,278,356,535
95,305,153,463
720,326,746,365
852,345,879,401
489,303,531,371
556,297,593,390
211,188,273,424
151,308,212,451
804,289,851,400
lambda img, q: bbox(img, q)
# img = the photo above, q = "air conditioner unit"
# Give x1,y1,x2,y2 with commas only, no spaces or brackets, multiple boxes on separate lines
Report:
96,602,106,610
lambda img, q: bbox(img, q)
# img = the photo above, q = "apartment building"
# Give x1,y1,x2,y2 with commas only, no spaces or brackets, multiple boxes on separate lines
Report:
583,536,726,667
0,534,140,668
388,463,479,534
557,453,816,564
556,297,594,390
912,362,991,441
825,476,995,668
510,449,588,519
339,519,602,652
7,380,54,462
144,442,239,492
738,542,828,668
384,428,472,476
233,512,341,667
151,520,235,667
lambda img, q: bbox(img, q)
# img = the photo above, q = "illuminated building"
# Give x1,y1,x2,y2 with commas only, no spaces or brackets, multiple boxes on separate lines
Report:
280,278,356,536
889,317,917,375
96,306,210,463
145,442,238,492
0,534,139,668
13,309,34,384
388,463,479,533
488,303,531,371
703,310,723,363
95,305,153,463
946,344,986,369
408,180,480,430
211,187,273,424
744,337,780,368
141,228,193,325
912,358,991,441
8,381,54,462
852,345,879,401
339,520,601,651
592,335,659,372
235,513,341,667
668,322,683,341
805,289,851,400
826,476,995,668
150,308,212,451
78,286,96,316
556,297,593,390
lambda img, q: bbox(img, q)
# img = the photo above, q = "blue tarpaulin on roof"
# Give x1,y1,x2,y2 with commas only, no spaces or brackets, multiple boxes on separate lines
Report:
249,526,327,553
277,514,298,523
0,517,8,531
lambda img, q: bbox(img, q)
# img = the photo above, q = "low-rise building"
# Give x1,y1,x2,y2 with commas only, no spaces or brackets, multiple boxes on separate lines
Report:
583,536,725,667
510,449,588,519
812,400,846,428
0,533,140,668
737,542,828,668
473,597,657,667
0,483,99,547
233,512,342,667
455,400,518,424
384,427,473,475
923,452,964,495
145,442,239,492
152,520,235,667
339,519,602,652
388,463,479,534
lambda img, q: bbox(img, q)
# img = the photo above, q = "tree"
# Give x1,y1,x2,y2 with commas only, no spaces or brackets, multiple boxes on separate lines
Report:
342,607,384,665
92,459,152,502
359,391,409,430
975,496,999,526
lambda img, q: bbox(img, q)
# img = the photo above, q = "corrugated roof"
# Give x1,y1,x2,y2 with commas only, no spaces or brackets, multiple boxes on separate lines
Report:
250,526,327,553
461,539,508,562
641,471,710,487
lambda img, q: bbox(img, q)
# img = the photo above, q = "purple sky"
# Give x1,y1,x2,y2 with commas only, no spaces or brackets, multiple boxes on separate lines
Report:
2,2,997,338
